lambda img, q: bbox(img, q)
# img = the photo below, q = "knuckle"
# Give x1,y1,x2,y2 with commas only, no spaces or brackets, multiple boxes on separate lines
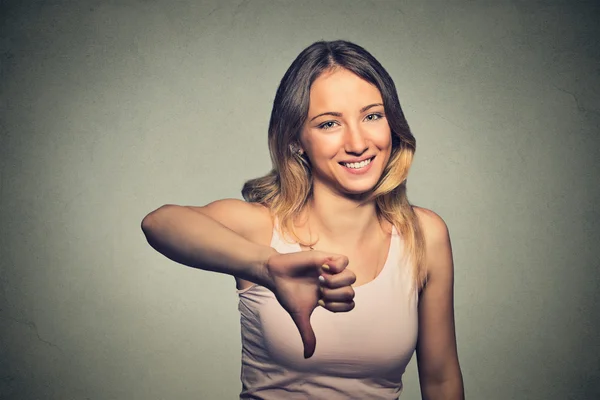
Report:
349,273,357,284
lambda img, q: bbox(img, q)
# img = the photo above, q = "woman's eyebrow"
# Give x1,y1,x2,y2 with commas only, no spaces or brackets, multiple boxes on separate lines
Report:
360,103,384,112
309,103,384,122
309,111,342,122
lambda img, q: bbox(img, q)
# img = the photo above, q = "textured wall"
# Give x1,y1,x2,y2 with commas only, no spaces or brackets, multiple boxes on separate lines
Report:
1,1,599,399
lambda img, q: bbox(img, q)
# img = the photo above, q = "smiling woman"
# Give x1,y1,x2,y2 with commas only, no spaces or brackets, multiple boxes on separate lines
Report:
301,69,392,196
142,40,464,399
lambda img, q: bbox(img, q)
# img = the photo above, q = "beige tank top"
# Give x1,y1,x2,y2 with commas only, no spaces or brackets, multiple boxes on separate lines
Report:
237,225,418,399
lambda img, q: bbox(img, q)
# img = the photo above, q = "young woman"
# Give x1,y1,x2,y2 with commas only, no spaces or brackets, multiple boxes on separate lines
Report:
142,40,464,399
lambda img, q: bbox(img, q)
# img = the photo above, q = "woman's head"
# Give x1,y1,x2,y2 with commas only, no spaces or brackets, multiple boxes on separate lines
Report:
266,40,416,206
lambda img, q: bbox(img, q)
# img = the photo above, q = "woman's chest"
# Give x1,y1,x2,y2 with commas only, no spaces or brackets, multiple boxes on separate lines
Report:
257,280,418,378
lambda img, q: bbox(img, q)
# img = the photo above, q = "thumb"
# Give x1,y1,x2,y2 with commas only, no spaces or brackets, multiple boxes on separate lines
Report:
290,310,316,359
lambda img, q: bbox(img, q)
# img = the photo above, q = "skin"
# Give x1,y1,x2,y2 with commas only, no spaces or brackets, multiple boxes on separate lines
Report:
142,67,464,399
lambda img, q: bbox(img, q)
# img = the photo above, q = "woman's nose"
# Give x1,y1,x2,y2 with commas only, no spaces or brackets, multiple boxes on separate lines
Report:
344,125,368,155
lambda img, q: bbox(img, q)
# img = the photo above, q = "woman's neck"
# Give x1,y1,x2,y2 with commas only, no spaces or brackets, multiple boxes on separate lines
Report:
300,183,386,246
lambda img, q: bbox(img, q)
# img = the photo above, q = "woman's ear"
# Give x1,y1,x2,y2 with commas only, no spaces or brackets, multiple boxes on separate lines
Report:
290,143,304,156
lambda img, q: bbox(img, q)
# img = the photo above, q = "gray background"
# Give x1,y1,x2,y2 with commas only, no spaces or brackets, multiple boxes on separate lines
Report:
1,0,599,399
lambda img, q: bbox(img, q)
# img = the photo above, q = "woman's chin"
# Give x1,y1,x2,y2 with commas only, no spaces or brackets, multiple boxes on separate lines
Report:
338,182,379,198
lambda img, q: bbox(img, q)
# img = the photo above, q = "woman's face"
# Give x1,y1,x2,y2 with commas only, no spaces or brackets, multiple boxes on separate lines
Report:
300,68,392,197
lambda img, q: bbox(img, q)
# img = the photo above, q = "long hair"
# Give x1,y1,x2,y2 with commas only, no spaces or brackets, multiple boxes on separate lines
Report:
242,40,426,289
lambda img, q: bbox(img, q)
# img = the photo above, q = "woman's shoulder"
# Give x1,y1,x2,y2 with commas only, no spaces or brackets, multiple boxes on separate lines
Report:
412,205,453,278
411,205,451,249
191,198,274,244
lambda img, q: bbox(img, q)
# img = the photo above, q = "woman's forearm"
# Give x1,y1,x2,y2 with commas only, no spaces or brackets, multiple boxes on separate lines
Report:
141,204,276,288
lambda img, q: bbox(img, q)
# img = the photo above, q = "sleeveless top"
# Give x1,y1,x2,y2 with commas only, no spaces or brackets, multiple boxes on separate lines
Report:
237,225,418,399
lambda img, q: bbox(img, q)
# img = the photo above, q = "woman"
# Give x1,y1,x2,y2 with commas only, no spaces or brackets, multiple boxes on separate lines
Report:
142,40,464,399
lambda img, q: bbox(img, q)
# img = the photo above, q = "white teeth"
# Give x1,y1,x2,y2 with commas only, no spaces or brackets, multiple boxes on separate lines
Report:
343,158,372,169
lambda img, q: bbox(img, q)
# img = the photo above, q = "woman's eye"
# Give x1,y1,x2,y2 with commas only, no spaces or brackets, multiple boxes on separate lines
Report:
365,113,383,121
318,121,337,130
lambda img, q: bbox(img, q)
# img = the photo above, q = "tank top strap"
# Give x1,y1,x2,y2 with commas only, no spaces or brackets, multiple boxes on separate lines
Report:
270,218,298,254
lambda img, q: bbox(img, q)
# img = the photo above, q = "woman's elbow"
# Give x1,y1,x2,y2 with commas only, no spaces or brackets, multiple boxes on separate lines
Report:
420,369,464,400
141,204,177,235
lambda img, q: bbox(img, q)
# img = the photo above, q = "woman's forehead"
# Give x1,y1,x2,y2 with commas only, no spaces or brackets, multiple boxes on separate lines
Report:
308,68,383,113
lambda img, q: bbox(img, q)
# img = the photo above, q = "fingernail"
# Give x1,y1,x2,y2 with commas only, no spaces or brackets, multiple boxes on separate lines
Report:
321,264,330,272
318,275,325,284
318,299,325,307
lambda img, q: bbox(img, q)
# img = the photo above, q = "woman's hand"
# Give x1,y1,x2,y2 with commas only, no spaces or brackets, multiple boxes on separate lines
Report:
265,251,356,358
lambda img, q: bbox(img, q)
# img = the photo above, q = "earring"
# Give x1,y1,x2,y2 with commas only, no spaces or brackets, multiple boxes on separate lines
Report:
290,143,304,156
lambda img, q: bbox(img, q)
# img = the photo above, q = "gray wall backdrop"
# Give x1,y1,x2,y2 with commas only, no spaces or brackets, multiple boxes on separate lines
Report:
1,1,599,399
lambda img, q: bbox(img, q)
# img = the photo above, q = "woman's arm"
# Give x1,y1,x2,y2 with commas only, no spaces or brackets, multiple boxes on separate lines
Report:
141,199,276,288
414,207,465,400
141,199,355,358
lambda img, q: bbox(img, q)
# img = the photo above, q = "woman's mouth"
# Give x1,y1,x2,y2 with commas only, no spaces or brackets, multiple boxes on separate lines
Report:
339,156,375,173
342,158,372,169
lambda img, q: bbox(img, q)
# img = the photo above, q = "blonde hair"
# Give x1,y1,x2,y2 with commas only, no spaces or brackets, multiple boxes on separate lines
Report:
242,40,426,289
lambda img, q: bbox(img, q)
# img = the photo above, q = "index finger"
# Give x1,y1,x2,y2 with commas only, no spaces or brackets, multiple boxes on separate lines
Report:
321,255,349,274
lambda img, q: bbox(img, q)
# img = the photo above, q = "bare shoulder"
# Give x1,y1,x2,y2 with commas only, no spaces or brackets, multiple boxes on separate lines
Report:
189,198,273,245
413,206,450,244
412,206,453,279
